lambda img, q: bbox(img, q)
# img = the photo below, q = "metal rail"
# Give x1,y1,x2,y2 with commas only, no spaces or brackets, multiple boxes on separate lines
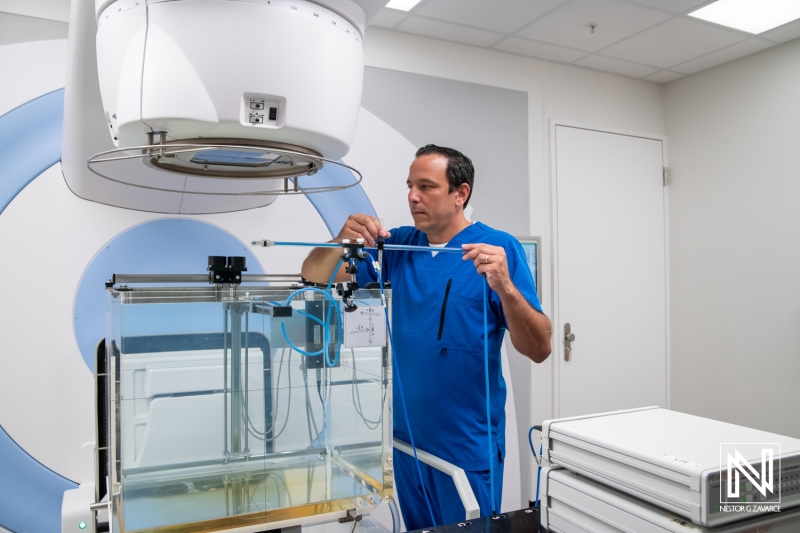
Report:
252,240,465,254
87,141,363,196
110,273,303,284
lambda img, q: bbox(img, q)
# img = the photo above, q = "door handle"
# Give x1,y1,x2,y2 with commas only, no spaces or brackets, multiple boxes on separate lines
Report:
564,323,576,361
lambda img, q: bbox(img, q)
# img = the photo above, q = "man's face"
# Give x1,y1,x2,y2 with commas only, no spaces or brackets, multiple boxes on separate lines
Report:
407,154,465,235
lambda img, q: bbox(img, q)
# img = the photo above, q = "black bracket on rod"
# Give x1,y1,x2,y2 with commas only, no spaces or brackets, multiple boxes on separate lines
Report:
208,255,247,284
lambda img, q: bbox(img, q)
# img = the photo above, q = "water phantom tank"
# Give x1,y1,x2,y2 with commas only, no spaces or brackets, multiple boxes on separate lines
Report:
89,0,382,202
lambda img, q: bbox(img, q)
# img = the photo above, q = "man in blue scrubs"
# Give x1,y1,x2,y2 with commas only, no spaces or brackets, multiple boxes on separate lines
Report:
301,145,551,530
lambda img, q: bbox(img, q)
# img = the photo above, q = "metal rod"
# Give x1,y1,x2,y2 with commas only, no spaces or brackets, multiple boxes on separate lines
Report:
245,474,251,513
370,243,465,254
223,308,229,456
111,273,301,284
224,476,230,517
123,447,329,476
254,240,464,254
244,310,250,454
233,478,243,515
89,502,108,512
113,274,210,283
240,274,303,282
231,307,242,454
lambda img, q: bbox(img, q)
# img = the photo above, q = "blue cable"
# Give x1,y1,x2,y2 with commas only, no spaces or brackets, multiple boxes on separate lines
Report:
280,310,328,356
483,277,495,515
528,426,543,508
369,254,437,528
327,259,344,290
263,299,335,359
536,444,542,508
280,284,343,367
275,258,344,365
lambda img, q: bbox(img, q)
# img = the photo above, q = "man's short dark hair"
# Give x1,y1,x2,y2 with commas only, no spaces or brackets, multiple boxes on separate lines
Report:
415,144,475,208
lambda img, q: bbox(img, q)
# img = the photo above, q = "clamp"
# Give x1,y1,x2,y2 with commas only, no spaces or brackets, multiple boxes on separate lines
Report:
208,256,247,284
336,239,369,312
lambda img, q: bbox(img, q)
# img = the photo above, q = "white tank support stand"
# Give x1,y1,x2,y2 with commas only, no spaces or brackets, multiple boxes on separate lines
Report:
393,439,481,520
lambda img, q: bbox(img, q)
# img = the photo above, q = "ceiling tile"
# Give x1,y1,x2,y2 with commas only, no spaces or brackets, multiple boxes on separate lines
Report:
670,38,775,74
493,37,588,63
370,8,408,28
575,54,660,77
396,16,505,47
516,0,670,52
643,70,686,83
760,17,800,43
628,0,712,15
601,17,747,69
415,0,568,34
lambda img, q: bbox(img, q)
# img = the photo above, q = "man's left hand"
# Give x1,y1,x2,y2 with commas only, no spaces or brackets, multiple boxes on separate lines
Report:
462,243,514,295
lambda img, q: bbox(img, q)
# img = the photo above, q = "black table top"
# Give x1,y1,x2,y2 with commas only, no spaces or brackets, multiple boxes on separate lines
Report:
407,507,545,533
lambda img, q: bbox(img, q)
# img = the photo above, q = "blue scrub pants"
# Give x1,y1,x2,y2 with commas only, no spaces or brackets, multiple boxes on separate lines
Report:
393,448,504,531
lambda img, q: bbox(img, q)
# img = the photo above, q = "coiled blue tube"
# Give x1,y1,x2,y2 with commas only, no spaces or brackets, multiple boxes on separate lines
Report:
279,277,343,367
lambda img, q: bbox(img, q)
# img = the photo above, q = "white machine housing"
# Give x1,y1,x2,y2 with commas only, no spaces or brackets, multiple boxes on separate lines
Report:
96,0,365,159
542,407,800,527
541,467,800,533
59,0,386,214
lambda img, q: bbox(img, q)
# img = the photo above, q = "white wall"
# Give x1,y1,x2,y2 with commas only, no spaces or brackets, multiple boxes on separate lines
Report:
364,27,666,505
0,39,66,115
665,38,800,438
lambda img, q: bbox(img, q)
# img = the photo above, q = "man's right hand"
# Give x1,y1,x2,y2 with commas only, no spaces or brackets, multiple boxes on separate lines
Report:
301,214,390,283
335,214,391,247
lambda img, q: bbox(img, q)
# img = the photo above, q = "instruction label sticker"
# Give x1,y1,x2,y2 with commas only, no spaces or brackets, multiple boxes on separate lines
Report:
343,306,386,348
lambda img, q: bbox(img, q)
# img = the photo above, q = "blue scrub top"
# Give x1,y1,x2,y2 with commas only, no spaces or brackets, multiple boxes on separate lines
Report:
357,222,542,471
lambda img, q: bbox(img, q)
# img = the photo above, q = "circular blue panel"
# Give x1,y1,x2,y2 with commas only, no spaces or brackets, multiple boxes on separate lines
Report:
0,89,75,533
73,218,264,372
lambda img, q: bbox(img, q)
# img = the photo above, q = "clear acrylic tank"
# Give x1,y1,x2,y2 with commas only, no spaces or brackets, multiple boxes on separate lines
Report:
105,283,393,532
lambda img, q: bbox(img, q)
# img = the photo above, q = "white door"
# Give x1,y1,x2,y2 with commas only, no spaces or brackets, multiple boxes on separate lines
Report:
554,125,667,418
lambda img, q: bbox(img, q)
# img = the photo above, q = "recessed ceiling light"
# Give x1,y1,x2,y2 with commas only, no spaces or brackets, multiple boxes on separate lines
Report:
385,0,423,12
689,0,800,34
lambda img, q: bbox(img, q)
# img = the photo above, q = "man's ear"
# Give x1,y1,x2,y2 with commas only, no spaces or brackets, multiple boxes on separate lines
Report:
456,183,471,207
